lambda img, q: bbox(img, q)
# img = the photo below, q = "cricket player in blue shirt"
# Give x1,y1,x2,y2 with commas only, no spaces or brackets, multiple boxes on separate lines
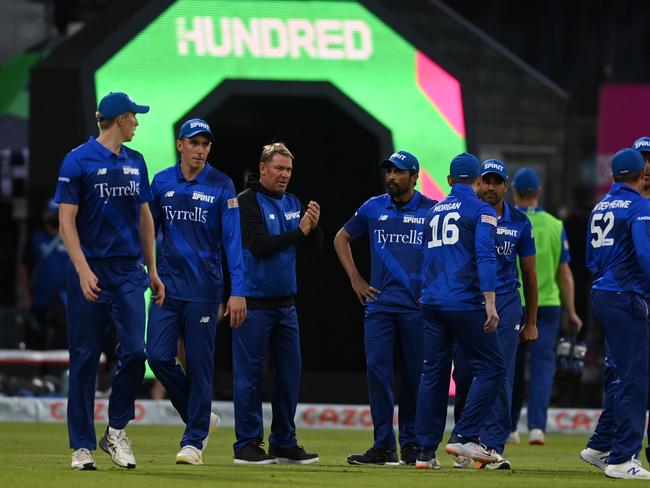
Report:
414,152,506,469
452,160,538,470
581,140,650,473
580,148,650,480
233,143,323,465
55,92,164,470
334,151,436,466
146,119,246,465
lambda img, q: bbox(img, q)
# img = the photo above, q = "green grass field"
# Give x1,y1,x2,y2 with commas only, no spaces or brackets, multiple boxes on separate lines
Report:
0,423,627,487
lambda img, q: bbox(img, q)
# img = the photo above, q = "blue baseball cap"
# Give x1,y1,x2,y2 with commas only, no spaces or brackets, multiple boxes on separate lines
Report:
379,150,419,173
449,152,481,179
177,118,214,141
43,198,59,215
632,137,650,153
612,148,645,177
512,168,541,191
97,92,149,120
481,159,509,181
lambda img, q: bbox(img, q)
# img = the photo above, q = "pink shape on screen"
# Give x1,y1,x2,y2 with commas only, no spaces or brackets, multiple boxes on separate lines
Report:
416,51,466,138
421,169,446,201
449,370,457,397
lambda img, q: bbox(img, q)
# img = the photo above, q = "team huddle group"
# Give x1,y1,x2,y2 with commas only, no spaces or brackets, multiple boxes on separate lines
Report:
55,92,650,480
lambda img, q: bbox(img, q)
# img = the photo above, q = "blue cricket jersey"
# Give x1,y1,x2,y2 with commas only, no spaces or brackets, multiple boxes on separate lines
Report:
344,191,436,311
421,184,497,310
494,202,536,295
54,137,152,259
587,183,650,295
150,163,245,303
240,190,302,298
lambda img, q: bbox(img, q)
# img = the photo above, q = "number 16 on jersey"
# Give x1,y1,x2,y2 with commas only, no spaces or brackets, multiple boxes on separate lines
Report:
428,212,460,247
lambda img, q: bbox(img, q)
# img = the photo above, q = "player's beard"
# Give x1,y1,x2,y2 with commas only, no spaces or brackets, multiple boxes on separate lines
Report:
387,182,408,198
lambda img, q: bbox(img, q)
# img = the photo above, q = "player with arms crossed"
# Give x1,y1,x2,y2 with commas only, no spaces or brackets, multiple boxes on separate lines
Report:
334,151,436,466
146,119,246,465
414,153,506,469
55,92,164,470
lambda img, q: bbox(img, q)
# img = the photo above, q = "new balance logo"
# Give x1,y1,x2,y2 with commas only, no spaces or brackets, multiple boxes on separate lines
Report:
514,324,521,331
628,467,640,476
378,215,388,221
199,316,210,324
164,191,175,198
269,213,276,220
97,168,107,175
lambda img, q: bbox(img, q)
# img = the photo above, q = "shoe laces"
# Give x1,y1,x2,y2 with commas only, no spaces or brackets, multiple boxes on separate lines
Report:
111,431,134,456
74,448,91,458
476,442,491,453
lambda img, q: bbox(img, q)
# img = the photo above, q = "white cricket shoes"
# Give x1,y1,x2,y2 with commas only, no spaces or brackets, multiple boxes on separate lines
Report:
529,429,545,445
580,447,610,470
99,427,136,469
477,450,512,470
71,448,97,470
176,445,203,465
444,441,498,464
452,456,472,469
605,458,650,480
507,431,521,445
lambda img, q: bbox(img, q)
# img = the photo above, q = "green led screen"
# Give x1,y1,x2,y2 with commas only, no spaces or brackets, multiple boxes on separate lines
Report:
95,0,467,200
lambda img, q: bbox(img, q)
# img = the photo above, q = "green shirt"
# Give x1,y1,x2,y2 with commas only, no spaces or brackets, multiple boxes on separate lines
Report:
518,207,571,307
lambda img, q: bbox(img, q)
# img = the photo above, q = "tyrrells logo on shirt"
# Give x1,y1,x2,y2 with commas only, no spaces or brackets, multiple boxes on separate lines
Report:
496,240,516,256
373,229,423,249
94,181,140,198
163,205,208,223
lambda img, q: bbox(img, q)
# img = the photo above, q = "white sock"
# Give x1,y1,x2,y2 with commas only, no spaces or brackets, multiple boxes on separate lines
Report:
108,426,124,437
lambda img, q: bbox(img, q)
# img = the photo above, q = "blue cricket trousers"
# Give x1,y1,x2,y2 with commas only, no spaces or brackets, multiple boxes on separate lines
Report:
232,306,301,454
147,297,218,449
66,258,148,450
416,306,506,452
586,343,618,453
588,290,648,464
511,306,561,431
364,308,424,450
453,290,522,453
